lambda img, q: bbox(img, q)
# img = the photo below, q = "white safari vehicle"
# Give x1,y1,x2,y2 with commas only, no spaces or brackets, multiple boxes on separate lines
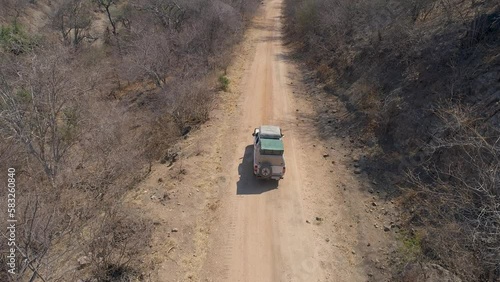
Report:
252,125,285,180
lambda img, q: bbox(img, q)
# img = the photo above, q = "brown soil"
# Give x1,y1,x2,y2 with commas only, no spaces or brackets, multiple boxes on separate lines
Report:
128,0,400,281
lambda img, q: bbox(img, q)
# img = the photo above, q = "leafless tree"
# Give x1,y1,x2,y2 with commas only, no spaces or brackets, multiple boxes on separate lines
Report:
52,0,93,46
0,52,82,187
146,0,186,31
123,31,175,87
95,0,119,34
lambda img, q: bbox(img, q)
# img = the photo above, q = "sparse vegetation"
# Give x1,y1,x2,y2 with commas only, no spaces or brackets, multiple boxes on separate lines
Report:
219,74,230,92
397,229,423,263
3,0,497,280
85,207,152,281
0,0,260,280
0,22,38,54
285,0,500,280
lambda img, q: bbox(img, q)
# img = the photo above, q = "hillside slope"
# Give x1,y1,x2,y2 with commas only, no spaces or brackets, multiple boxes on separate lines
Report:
284,0,500,280
0,0,261,280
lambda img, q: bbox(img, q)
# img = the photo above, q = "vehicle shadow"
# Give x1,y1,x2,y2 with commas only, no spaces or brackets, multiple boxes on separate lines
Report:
237,145,278,195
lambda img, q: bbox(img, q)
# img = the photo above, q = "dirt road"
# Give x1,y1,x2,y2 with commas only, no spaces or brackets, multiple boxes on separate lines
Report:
133,0,397,281
203,0,362,281
213,1,325,281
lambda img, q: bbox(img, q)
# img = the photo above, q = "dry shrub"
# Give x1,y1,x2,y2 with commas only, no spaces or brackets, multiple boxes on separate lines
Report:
406,105,499,280
357,83,382,113
316,63,331,81
160,79,215,133
144,114,180,162
84,206,152,281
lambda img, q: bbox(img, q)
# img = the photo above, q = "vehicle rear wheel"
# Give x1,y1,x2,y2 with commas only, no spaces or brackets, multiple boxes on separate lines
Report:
260,163,272,178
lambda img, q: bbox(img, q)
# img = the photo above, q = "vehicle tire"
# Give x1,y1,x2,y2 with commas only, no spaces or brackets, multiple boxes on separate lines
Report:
260,163,272,178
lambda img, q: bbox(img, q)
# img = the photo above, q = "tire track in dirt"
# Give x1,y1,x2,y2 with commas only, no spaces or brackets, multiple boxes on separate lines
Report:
201,1,327,281
195,0,399,281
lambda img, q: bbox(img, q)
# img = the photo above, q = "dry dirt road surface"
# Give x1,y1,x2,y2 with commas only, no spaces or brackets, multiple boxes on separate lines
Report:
209,1,326,281
134,0,398,281
199,0,396,281
211,0,323,279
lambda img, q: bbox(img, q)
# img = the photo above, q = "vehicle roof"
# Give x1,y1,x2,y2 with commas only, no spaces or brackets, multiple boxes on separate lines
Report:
260,138,284,151
259,125,282,139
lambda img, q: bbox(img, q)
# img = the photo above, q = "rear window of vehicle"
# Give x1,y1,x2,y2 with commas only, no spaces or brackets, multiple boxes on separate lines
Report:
260,149,284,155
